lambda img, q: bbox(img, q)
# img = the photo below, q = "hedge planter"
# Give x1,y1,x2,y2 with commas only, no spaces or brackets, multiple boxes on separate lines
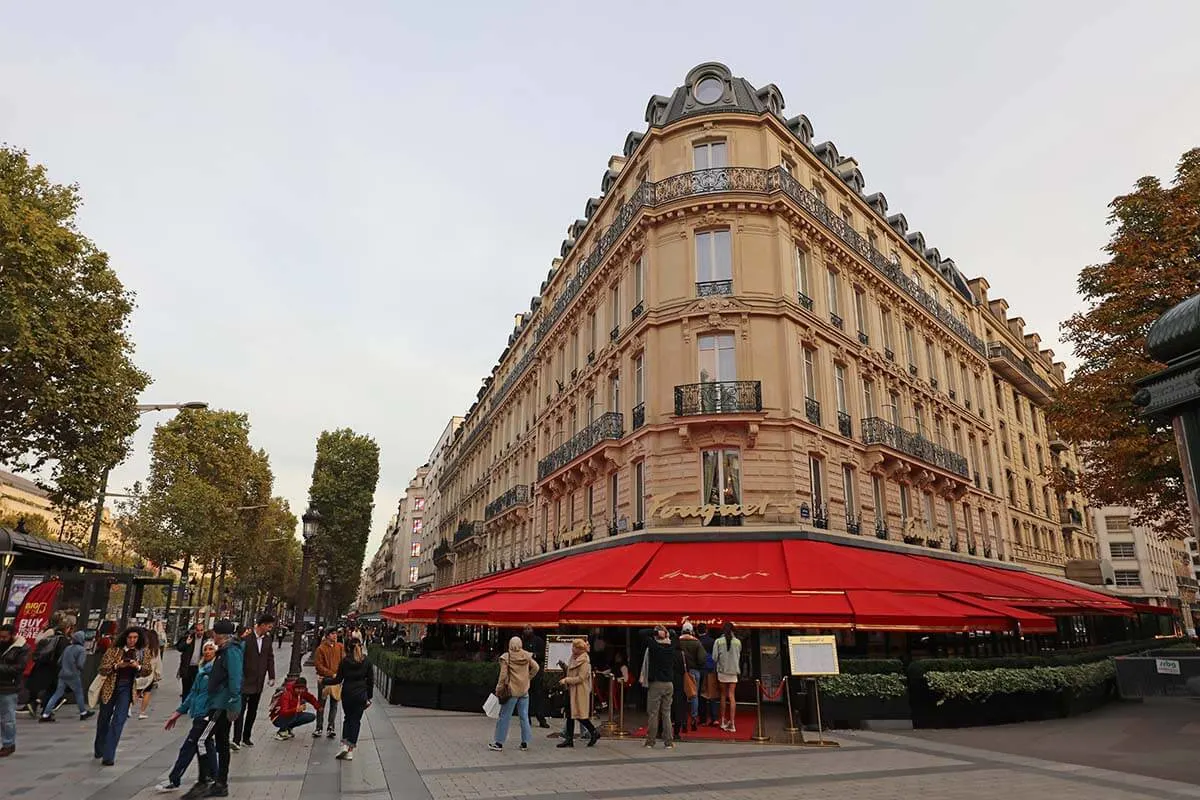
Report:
819,693,912,728
438,684,491,713
395,682,441,709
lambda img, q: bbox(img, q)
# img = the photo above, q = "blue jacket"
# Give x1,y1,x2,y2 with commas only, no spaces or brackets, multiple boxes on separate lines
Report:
206,639,244,716
177,661,213,719
59,632,87,680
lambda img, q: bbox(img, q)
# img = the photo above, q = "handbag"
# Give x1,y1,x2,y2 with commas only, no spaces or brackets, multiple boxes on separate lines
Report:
683,669,698,700
87,673,105,709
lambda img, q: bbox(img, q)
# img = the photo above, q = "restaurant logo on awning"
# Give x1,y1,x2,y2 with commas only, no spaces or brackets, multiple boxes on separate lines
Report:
659,569,769,581
649,496,797,525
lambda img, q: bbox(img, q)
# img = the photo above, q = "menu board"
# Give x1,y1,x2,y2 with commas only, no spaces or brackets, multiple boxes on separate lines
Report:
787,635,840,676
546,635,576,671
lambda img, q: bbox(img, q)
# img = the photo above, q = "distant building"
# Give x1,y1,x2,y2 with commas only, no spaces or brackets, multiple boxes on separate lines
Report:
1091,507,1181,618
0,468,119,552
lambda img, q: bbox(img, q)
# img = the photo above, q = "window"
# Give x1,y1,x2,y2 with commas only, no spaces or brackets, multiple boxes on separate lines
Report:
867,230,878,251
693,140,727,170
835,365,848,414
588,311,597,354
1019,433,1028,466
634,256,645,305
925,339,937,382
795,246,811,299
610,284,620,329
888,391,901,427
871,476,884,522
854,291,868,337
634,354,645,405
899,484,911,521
702,449,742,517
1105,515,1132,534
571,330,579,371
557,344,565,384
809,456,825,509
826,269,840,315
635,462,645,524
610,373,620,413
586,392,596,425
1025,479,1035,511
944,354,956,395
863,380,876,418
699,334,736,383
412,519,423,533
960,364,971,406
781,157,795,176
610,472,618,523
409,565,419,583
695,229,733,286
803,348,817,400
414,498,425,511
842,465,857,518
923,492,935,530
1012,390,1022,422
946,500,957,542
1113,570,1141,588
904,325,917,368
880,308,895,352
813,182,826,204
410,542,421,558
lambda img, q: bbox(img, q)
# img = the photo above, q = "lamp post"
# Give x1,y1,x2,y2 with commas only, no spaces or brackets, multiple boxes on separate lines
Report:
314,559,329,629
288,505,321,677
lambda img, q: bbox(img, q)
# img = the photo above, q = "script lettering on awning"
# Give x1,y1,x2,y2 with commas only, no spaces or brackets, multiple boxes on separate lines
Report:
649,496,797,525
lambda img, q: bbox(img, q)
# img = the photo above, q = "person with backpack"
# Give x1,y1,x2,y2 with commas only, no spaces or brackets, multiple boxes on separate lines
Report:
204,620,244,797
0,623,30,757
39,631,92,722
26,616,71,719
155,640,219,793
269,677,319,740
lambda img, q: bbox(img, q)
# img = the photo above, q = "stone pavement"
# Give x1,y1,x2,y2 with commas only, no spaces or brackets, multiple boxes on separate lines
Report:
5,644,1200,799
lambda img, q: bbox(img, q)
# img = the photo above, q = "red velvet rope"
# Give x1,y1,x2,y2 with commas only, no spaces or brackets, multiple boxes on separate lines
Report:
758,678,786,701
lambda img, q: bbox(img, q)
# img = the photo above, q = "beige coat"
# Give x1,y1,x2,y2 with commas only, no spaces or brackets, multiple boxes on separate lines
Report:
496,649,540,698
560,652,592,720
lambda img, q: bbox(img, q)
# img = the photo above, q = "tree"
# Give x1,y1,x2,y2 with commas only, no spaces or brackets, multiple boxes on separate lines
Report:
0,146,151,511
307,429,380,615
1049,148,1200,538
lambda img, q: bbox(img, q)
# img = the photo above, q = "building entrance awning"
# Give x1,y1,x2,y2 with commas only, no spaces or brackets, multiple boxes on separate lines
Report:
382,533,1137,633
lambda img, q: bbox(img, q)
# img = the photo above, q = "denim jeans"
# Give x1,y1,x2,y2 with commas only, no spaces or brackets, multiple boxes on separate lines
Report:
95,682,133,762
0,693,17,748
492,695,531,746
341,693,367,746
687,669,700,720
45,675,87,716
275,711,316,732
168,716,217,786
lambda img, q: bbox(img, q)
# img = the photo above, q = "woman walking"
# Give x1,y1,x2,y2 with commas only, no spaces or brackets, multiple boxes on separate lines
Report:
322,632,373,761
136,629,163,720
94,628,151,765
556,639,599,748
155,640,218,793
712,622,742,733
488,636,540,751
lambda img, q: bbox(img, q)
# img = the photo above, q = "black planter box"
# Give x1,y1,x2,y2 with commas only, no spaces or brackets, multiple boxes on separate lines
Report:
373,666,400,705
394,681,441,709
818,694,911,728
438,684,491,713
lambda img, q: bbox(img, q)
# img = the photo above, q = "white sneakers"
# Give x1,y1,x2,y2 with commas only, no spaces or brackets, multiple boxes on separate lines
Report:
154,781,180,792
335,744,354,760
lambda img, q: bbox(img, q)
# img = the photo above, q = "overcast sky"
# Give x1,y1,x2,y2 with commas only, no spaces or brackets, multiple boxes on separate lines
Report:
3,1,1198,562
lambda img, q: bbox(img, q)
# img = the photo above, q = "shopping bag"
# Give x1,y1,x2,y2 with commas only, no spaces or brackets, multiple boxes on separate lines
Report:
483,693,501,719
87,673,105,709
683,670,698,700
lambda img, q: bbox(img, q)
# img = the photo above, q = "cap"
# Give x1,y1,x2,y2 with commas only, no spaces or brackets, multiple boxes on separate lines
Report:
681,622,694,634
212,620,235,635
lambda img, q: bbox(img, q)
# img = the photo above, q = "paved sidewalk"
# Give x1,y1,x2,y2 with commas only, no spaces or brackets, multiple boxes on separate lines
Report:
5,644,1200,799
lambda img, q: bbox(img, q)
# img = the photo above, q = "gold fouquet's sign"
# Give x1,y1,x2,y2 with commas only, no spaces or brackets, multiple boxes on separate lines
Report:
649,496,798,525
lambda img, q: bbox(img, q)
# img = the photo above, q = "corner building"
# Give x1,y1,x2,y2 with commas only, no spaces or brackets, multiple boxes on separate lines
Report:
436,63,1096,587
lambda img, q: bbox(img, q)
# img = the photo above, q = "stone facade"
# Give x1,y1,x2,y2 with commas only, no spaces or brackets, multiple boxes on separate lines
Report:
429,63,1096,588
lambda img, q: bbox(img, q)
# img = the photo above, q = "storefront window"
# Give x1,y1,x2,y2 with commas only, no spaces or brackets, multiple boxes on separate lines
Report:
702,449,742,526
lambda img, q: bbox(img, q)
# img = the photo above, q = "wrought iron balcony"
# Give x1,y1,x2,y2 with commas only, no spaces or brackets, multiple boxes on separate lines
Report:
485,484,532,521
433,541,453,563
798,292,814,312
1049,436,1069,453
697,279,733,297
860,417,970,478
908,364,918,376
884,348,895,362
610,325,620,342
1060,507,1085,530
987,342,1055,405
857,331,869,345
537,412,623,480
674,381,762,416
930,377,938,390
837,411,852,438
805,397,821,425
633,402,646,429
453,520,482,545
830,313,844,330
631,301,645,321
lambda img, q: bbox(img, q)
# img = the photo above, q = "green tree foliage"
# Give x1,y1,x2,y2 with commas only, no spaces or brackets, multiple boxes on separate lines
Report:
1049,148,1200,537
307,429,380,615
0,146,150,510
0,511,52,538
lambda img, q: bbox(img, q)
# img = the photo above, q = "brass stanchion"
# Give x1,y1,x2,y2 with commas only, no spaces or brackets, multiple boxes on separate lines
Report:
751,679,771,743
783,676,802,738
599,674,621,737
612,680,630,738
800,678,839,748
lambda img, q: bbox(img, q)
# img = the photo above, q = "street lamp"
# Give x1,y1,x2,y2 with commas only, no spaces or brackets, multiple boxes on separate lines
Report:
288,504,321,677
315,559,329,629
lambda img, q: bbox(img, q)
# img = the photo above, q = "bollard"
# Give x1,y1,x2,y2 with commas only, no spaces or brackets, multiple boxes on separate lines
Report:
783,676,802,737
751,679,771,743
612,680,630,738
600,674,620,736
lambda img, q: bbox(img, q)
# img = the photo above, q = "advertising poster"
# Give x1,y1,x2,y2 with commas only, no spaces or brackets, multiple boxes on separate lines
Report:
5,573,44,617
14,578,64,642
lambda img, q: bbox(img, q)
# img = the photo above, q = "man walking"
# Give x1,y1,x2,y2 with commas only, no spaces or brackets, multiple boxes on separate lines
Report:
177,622,207,700
202,620,243,798
313,629,343,738
521,625,549,728
0,623,29,757
232,614,275,750
640,625,676,749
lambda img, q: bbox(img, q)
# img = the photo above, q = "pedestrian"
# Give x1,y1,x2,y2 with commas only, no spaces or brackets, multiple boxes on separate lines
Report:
155,641,219,794
677,621,706,731
232,613,275,750
94,627,152,766
488,636,540,751
313,629,343,739
203,619,244,797
712,621,742,732
639,625,675,749
520,625,550,728
696,623,719,726
26,614,70,718
322,631,373,761
177,622,207,700
136,629,164,720
269,677,319,740
40,630,93,722
555,638,599,748
0,623,30,757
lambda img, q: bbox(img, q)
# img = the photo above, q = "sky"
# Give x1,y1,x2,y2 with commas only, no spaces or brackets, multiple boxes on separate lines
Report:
2,0,1198,563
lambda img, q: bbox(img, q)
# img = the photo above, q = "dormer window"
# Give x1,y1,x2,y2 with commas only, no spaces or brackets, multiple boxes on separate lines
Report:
694,76,724,104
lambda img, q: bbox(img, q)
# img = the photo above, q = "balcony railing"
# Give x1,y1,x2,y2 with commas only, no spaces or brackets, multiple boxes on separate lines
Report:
860,417,970,477
485,484,531,521
631,300,645,320
697,279,733,297
837,411,852,438
798,292,814,311
987,341,1055,403
1060,508,1084,528
610,325,620,342
830,313,844,330
884,348,895,362
453,520,482,545
805,397,821,425
857,331,869,345
633,402,646,429
674,381,762,416
537,412,623,480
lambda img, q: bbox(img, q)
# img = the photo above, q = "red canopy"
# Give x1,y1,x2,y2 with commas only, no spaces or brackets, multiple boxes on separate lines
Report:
383,535,1133,631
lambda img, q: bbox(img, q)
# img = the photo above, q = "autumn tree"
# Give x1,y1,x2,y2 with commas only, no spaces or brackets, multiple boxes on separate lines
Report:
307,429,380,615
0,146,150,513
1049,148,1200,537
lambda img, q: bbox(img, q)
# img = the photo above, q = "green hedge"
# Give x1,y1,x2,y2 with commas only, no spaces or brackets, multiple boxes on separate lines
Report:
925,660,1115,702
908,637,1186,679
838,658,905,675
370,649,499,689
820,672,908,698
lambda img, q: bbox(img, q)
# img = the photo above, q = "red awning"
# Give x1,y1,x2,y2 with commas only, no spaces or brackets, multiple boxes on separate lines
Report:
381,588,493,623
846,590,1012,631
943,593,1059,634
560,591,854,628
439,589,582,626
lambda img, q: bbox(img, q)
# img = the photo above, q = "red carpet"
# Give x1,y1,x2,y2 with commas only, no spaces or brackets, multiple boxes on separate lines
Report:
630,709,758,742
